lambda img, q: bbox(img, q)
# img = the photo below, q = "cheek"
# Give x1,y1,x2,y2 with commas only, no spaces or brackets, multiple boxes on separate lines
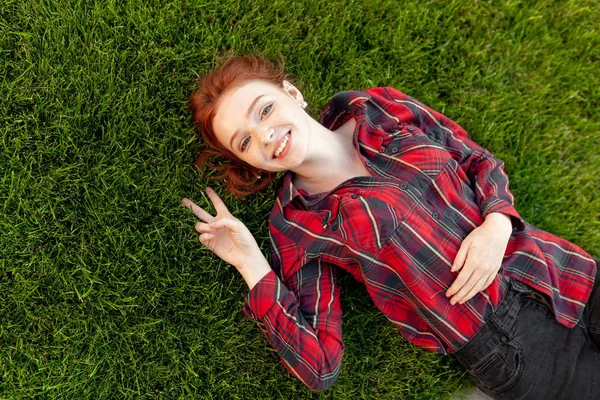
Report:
245,149,267,168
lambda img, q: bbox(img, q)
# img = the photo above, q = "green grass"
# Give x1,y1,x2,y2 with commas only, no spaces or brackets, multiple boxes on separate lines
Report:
1,0,599,398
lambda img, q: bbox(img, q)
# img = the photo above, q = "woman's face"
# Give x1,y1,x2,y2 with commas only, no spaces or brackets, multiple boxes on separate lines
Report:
212,80,312,172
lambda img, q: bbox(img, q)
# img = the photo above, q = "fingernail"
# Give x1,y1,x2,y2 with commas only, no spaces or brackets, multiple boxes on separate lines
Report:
450,299,456,305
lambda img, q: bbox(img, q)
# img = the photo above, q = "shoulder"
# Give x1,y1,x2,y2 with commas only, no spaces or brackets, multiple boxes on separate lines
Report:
364,87,414,103
319,87,408,130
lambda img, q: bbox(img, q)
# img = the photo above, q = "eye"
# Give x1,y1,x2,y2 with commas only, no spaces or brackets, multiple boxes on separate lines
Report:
241,137,251,152
261,104,272,119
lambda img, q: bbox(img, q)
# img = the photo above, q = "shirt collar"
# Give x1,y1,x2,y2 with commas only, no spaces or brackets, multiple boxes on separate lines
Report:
280,90,372,208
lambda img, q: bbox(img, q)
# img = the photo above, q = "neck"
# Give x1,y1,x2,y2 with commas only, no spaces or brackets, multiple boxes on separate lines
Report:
291,118,364,193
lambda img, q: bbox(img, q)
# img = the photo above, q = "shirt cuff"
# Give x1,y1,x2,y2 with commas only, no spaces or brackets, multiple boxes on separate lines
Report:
243,269,291,321
479,196,524,231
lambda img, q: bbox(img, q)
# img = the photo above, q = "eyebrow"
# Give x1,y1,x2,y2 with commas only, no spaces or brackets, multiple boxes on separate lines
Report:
229,94,265,151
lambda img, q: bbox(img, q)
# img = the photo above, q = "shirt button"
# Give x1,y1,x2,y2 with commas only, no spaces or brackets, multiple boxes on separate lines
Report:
432,212,439,219
351,194,358,199
408,125,415,132
366,161,373,167
400,183,408,190
390,146,399,154
501,336,509,343
533,277,540,284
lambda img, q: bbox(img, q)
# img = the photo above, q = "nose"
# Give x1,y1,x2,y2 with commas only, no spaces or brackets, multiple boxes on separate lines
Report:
250,123,274,145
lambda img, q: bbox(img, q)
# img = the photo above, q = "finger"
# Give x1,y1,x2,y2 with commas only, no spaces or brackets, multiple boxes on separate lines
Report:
206,187,229,214
446,264,475,298
455,275,488,305
449,271,480,305
199,233,215,246
482,273,497,291
209,217,240,231
182,198,215,223
451,242,469,272
194,221,214,234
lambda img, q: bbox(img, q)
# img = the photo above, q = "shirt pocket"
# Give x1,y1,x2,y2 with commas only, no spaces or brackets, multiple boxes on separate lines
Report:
381,125,453,178
329,192,404,254
380,127,418,156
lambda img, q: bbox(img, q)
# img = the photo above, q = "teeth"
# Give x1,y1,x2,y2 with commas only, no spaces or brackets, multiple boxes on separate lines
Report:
274,133,290,157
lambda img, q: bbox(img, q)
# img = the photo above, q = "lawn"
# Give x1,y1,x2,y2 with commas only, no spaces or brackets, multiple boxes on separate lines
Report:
1,0,599,398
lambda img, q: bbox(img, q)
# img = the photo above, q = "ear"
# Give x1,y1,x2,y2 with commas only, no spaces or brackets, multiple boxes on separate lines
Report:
282,80,304,106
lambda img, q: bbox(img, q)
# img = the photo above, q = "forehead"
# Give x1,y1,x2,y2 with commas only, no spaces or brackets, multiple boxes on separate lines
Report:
212,80,282,146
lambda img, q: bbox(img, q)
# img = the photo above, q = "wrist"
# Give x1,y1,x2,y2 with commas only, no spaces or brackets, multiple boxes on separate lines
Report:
238,255,272,291
484,212,513,236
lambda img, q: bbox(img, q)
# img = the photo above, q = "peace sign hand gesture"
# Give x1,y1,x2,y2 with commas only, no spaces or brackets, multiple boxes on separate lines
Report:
182,188,271,289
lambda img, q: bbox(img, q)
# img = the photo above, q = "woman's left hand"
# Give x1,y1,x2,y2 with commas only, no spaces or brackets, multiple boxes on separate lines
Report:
446,213,513,305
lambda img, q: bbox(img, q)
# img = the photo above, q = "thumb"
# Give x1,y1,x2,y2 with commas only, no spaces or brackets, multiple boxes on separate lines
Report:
452,240,470,272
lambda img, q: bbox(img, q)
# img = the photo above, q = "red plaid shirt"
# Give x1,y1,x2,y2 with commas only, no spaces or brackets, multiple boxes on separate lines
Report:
242,87,597,391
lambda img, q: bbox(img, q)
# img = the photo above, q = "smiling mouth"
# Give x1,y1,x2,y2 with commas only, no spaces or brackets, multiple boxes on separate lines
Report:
274,131,291,158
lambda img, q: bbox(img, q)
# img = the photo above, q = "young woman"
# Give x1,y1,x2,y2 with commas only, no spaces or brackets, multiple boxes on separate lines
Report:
182,55,600,399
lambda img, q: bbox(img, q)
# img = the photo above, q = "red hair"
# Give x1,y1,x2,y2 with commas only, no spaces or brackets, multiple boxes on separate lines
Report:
188,54,289,197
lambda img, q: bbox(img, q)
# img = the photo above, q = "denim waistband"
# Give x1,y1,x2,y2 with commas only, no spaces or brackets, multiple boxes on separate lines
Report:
453,277,536,368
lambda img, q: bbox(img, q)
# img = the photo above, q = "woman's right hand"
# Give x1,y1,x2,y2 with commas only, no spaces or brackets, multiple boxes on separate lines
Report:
182,187,264,272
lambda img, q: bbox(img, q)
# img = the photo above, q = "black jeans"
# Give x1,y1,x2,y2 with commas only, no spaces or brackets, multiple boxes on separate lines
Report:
453,257,600,400
587,258,600,348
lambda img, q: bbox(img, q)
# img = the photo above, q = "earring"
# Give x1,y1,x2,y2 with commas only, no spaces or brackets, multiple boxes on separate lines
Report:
256,173,262,180
301,101,307,109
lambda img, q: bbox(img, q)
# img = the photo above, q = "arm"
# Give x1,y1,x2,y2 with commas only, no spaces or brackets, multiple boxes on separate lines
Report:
376,88,519,303
243,259,344,391
181,189,343,391
379,86,523,228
